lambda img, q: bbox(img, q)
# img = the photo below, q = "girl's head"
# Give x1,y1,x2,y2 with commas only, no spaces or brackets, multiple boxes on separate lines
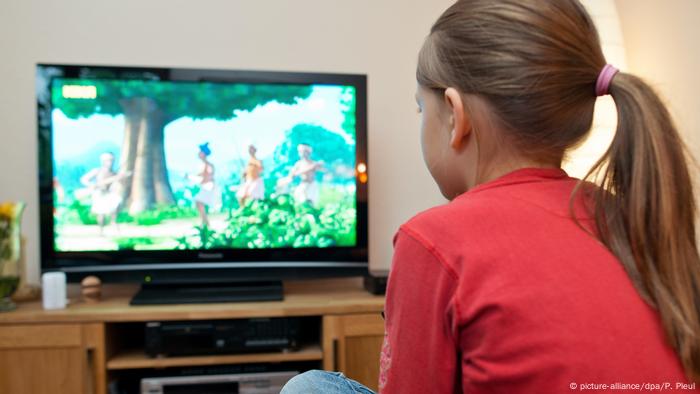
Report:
417,0,604,197
418,0,700,381
99,152,115,170
298,143,312,159
198,143,211,160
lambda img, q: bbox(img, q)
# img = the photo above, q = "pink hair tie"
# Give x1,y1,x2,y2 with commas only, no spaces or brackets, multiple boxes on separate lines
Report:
595,64,619,96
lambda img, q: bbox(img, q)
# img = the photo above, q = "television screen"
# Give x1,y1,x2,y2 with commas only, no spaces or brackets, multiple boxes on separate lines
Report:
37,64,368,287
47,76,360,253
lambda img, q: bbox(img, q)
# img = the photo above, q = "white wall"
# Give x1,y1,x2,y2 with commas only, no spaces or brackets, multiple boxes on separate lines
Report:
0,0,452,283
615,0,700,165
616,0,700,245
564,0,626,180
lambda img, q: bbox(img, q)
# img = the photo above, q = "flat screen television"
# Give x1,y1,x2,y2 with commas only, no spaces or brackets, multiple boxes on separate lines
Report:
37,64,368,304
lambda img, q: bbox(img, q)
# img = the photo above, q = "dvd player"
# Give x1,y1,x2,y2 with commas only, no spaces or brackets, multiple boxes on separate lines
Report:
145,318,301,358
141,371,297,394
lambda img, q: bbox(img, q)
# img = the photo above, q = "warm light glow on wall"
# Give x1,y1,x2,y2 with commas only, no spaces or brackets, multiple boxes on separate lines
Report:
563,0,627,180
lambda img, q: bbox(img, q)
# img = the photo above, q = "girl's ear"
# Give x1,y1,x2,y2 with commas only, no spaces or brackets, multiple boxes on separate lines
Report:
444,88,472,150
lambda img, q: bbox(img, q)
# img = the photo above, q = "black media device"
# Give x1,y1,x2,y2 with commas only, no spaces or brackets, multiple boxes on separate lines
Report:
37,64,369,304
144,317,302,358
363,273,388,295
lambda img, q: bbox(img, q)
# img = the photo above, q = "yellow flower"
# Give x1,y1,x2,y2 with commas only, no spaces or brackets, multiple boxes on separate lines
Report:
0,202,24,221
0,202,24,262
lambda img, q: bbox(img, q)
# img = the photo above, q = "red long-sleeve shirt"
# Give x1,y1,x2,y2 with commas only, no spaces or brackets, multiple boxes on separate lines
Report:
379,167,696,393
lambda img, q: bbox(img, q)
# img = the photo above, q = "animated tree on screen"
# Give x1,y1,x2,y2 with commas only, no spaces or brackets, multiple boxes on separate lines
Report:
50,77,358,252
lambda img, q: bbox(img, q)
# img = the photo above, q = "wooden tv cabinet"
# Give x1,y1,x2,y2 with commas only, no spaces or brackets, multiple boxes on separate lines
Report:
0,277,385,394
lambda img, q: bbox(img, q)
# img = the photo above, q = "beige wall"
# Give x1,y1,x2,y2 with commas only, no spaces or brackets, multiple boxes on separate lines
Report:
0,0,452,283
615,0,700,162
616,0,700,245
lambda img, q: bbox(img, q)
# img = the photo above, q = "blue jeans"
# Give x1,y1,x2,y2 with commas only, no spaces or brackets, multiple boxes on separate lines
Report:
281,370,376,394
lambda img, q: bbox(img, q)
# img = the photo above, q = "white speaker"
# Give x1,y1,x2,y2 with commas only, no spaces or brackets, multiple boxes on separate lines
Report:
42,272,67,310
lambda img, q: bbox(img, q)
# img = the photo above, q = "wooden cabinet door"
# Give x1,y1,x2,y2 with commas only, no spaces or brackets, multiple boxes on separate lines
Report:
0,323,105,394
0,347,86,393
323,313,385,391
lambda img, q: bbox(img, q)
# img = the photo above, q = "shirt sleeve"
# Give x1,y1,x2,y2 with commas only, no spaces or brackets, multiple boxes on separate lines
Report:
379,227,460,393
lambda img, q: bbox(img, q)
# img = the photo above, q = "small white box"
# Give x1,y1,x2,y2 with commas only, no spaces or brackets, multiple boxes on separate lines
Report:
42,272,67,310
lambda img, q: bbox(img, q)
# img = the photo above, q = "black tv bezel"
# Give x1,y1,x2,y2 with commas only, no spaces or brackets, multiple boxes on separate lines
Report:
37,63,368,284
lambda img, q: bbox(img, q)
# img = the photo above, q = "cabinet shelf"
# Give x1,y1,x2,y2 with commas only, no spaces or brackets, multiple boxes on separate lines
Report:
107,344,323,370
1,278,385,393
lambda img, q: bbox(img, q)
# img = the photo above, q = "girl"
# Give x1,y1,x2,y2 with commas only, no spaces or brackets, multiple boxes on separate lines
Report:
282,0,700,393
278,143,324,206
187,143,221,227
79,152,129,235
236,144,265,206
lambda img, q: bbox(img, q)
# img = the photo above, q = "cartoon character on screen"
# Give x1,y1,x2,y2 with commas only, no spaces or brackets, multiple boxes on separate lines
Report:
278,143,324,206
236,144,265,206
78,152,130,235
53,177,65,207
186,143,222,227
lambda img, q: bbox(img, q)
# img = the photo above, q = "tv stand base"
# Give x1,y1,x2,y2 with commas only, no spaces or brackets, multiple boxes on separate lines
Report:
130,281,283,305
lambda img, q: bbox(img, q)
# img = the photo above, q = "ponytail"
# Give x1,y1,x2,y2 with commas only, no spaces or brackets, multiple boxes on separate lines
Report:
586,72,700,380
